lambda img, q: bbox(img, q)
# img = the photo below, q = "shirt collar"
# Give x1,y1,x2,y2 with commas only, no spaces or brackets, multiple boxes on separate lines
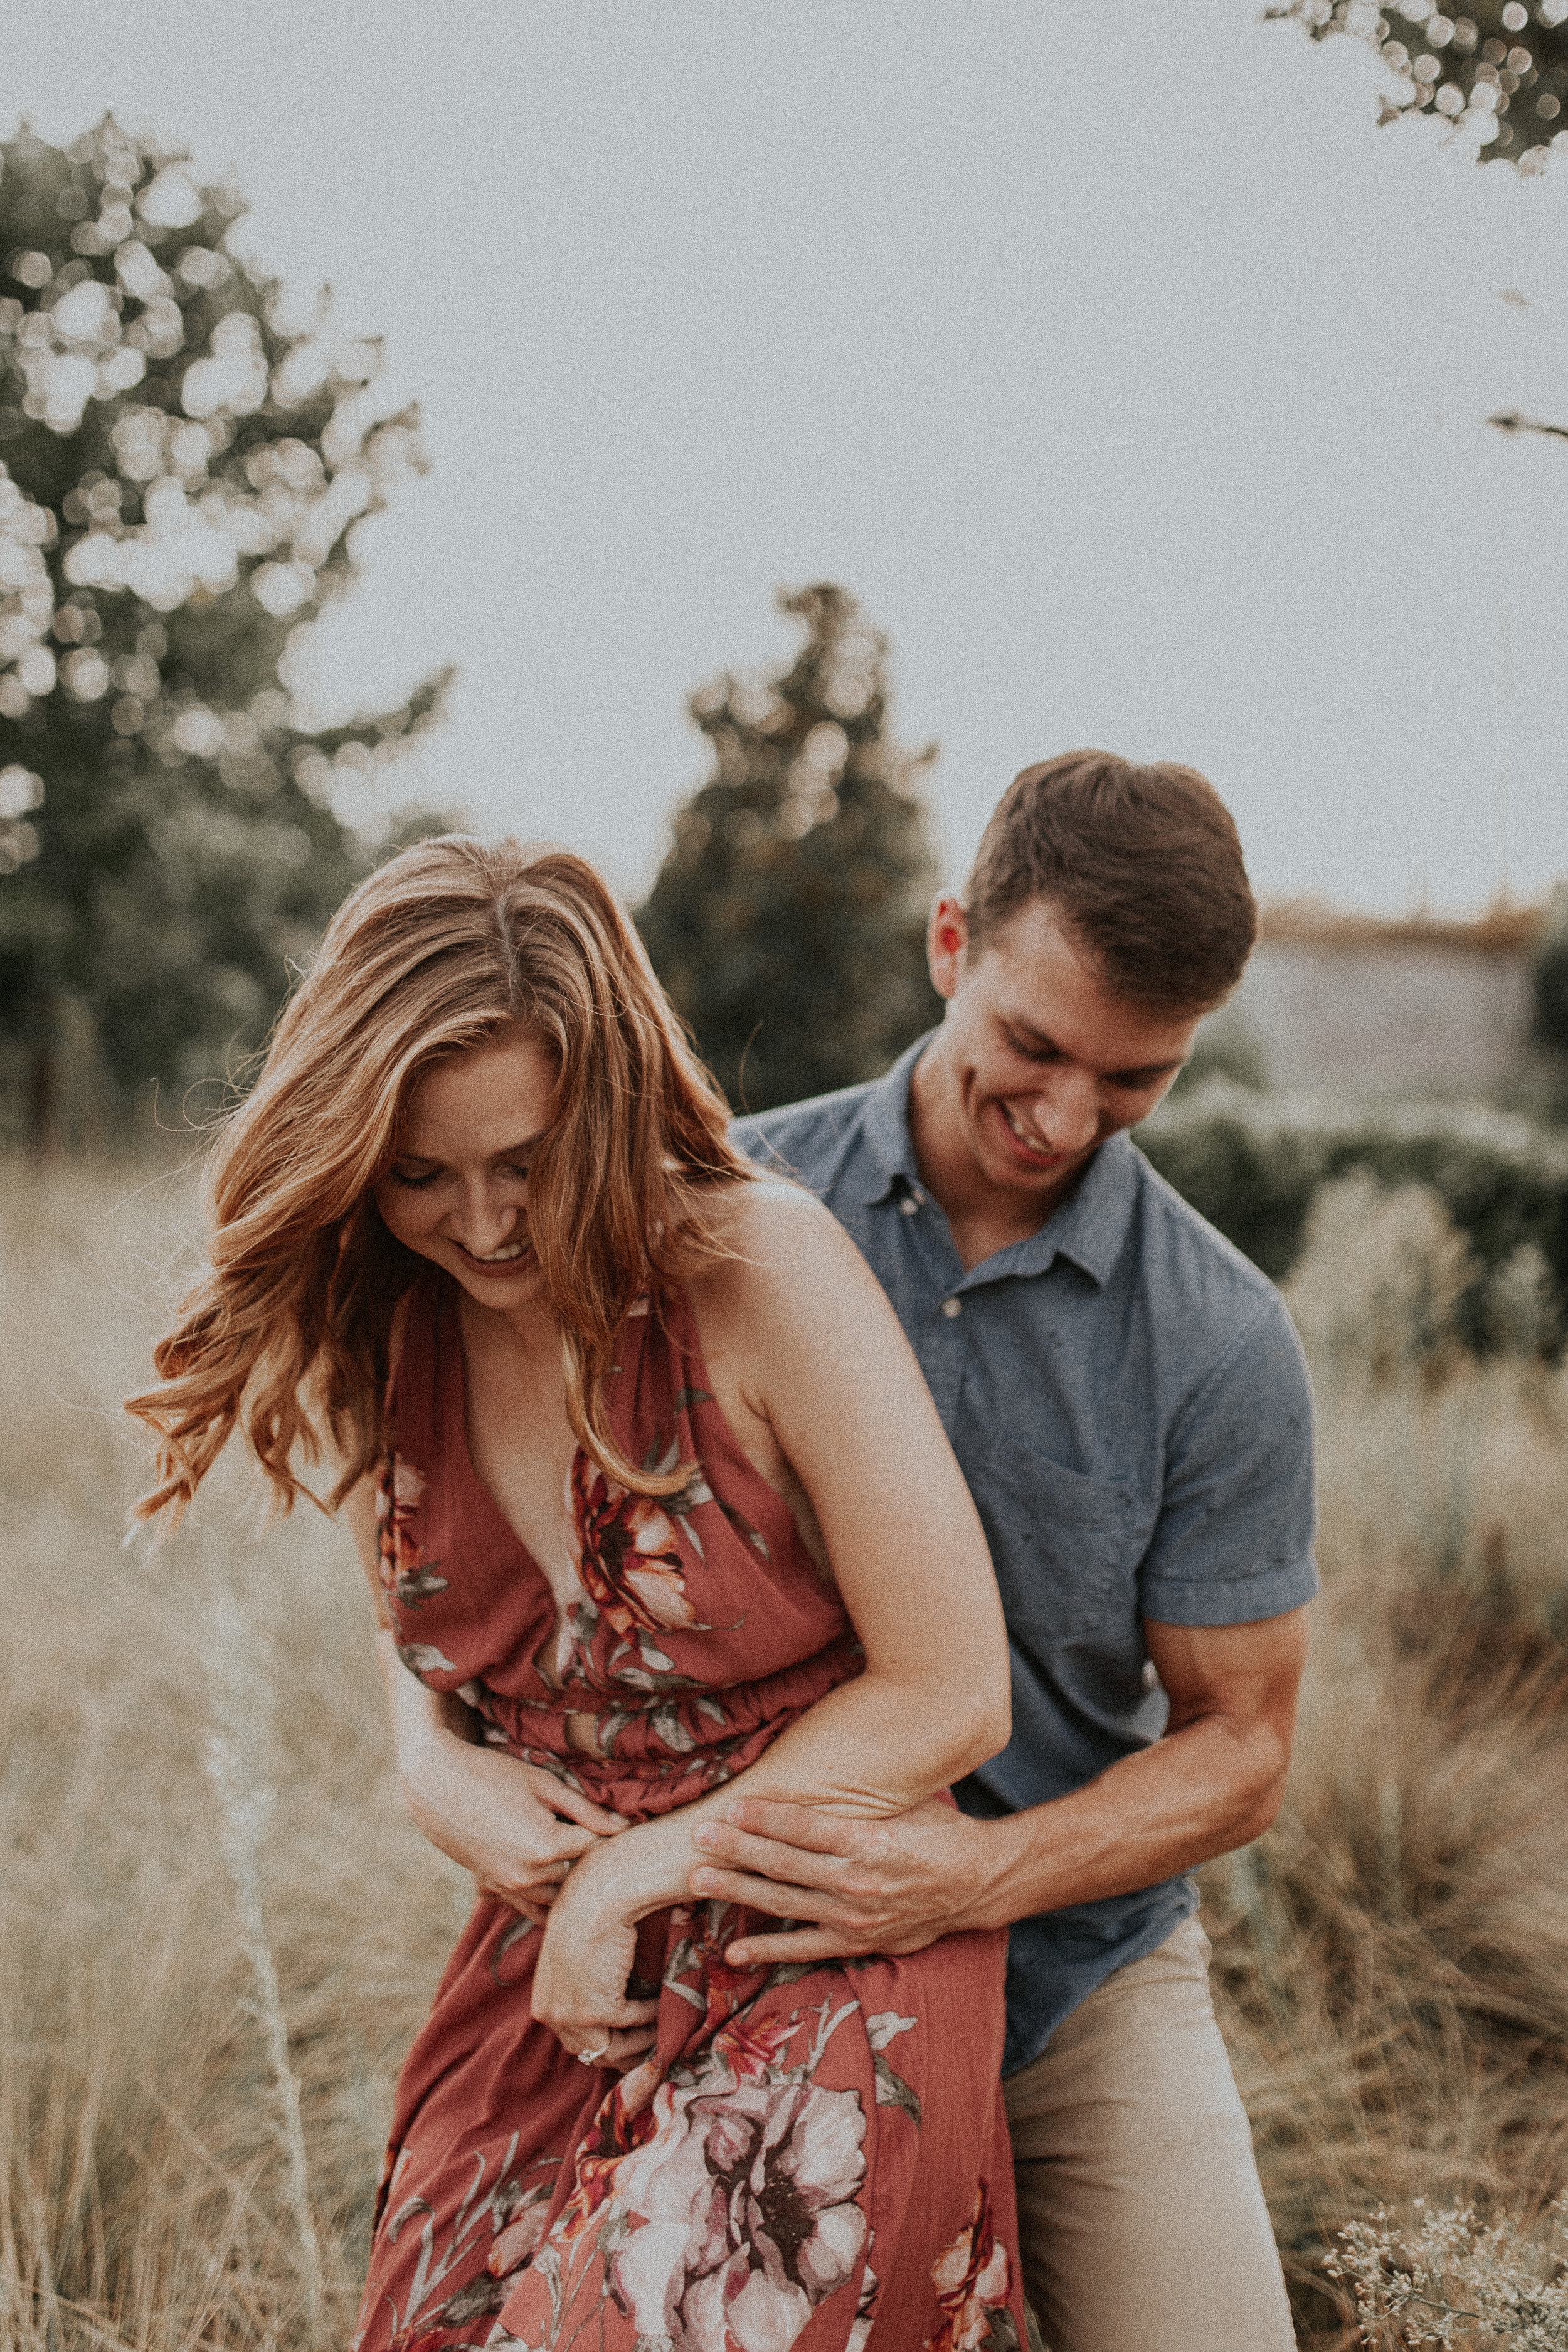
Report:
858,1032,933,1202
857,1032,1140,1290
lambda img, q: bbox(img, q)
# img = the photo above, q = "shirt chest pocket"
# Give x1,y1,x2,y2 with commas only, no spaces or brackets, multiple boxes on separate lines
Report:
973,1436,1134,1643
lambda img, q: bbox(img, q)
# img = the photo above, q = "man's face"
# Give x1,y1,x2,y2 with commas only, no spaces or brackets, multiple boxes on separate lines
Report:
926,893,1204,1204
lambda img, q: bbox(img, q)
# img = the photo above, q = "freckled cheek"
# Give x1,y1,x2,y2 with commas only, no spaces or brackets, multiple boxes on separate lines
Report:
373,1184,441,1246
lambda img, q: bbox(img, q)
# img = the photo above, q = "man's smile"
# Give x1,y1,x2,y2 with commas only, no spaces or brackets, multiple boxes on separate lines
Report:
993,1098,1078,1170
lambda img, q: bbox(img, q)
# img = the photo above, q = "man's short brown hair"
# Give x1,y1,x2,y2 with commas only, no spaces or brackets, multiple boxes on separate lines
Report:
963,750,1258,1011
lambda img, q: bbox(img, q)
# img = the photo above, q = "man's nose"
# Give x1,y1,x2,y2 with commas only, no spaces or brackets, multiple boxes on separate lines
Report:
1027,1071,1101,1153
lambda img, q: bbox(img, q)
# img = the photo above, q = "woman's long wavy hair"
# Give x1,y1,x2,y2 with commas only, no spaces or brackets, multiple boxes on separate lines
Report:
126,835,755,1534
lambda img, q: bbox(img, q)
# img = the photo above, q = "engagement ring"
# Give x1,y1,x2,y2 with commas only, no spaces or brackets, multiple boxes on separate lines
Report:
577,2043,611,2067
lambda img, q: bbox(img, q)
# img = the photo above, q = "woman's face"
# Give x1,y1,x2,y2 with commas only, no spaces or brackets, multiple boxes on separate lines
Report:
374,1029,556,1312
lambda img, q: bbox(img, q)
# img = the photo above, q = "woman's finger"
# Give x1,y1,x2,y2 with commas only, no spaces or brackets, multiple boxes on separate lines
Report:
538,1820,603,1862
525,1772,628,1838
542,1994,660,2040
609,1997,660,2027
567,2026,657,2072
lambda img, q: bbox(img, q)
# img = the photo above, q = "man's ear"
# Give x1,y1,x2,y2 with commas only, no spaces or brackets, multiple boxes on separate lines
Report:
926,893,970,1002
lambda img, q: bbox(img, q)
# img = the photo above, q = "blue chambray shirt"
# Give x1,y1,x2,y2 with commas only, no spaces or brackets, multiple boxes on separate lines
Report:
735,1033,1318,2075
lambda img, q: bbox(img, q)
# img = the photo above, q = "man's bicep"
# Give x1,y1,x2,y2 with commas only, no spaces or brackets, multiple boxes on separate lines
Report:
1142,1606,1311,1730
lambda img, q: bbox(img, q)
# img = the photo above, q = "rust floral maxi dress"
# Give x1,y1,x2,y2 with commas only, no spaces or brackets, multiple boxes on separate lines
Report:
354,1269,1025,2352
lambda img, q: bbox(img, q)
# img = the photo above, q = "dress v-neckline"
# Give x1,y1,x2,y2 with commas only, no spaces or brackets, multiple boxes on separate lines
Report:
440,1274,578,1595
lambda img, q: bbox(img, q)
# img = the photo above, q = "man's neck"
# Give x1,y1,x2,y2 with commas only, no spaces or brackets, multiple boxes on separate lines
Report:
907,1037,1093,1274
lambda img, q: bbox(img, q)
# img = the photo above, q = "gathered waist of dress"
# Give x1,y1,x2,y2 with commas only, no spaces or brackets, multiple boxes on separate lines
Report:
469,1634,864,1825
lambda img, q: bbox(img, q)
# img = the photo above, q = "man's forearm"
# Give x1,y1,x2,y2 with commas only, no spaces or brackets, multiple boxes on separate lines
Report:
690,1609,1309,1967
965,1710,1289,1930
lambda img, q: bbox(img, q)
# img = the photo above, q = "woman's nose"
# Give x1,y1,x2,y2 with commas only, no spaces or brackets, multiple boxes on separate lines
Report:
450,1187,519,1251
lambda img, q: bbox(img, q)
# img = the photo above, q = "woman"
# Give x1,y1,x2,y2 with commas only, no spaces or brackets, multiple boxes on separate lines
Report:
129,837,1026,2352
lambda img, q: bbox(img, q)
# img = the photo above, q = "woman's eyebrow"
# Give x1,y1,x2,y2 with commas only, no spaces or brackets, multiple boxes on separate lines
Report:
393,1130,548,1168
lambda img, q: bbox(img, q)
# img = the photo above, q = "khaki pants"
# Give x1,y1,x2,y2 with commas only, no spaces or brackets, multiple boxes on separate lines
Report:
1004,1915,1295,2352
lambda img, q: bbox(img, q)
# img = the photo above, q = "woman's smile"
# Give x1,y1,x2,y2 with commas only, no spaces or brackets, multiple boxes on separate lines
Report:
447,1231,534,1278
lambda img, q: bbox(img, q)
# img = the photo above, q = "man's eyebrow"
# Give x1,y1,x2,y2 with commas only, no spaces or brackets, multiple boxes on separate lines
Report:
1004,1014,1061,1052
1105,1057,1186,1086
1004,1012,1183,1086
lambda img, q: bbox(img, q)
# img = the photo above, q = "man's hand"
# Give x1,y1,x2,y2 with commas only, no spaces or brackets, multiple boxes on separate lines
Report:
689,1794,1002,1968
688,1608,1314,1965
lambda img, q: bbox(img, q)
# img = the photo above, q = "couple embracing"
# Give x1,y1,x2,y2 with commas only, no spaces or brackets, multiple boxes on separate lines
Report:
132,751,1315,2352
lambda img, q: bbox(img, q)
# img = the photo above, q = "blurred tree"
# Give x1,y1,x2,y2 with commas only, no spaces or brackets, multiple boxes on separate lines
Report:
637,584,943,1114
1535,883,1568,1049
0,117,448,1147
1272,0,1568,168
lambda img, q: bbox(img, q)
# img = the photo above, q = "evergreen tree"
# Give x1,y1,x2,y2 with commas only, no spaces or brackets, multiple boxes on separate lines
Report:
637,584,942,1114
1273,0,1568,169
0,117,448,1144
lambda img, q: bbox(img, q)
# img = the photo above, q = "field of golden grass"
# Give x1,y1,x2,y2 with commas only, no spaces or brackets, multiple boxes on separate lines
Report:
3,1158,1567,2350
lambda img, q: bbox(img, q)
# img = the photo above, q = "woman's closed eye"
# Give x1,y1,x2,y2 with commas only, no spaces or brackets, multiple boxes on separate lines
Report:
384,1161,532,1190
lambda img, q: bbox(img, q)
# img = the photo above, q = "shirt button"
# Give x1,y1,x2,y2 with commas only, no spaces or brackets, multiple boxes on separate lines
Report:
900,1196,919,1216
941,1296,963,1318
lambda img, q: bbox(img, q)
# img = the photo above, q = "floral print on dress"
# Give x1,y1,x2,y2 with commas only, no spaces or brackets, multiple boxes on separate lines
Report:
501,1991,871,2352
573,1451,701,1640
378,1456,451,1614
352,2137,561,2350
354,1271,1025,2352
923,2185,1019,2352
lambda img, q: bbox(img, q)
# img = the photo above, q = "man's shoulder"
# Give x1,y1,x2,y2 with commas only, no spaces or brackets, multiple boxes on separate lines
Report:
731,1080,882,1187
1124,1138,1298,1368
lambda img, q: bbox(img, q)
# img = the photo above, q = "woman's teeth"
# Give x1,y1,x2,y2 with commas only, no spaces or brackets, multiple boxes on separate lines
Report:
466,1239,527,1264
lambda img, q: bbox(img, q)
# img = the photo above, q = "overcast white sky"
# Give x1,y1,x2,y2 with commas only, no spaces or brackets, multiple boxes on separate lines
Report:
9,1,1568,914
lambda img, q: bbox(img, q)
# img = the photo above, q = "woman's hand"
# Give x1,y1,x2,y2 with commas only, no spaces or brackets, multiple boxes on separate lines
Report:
378,1630,627,1924
398,1728,626,1925
529,1832,664,2067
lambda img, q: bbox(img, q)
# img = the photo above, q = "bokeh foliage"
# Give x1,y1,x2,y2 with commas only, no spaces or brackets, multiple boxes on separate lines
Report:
0,117,447,1135
637,584,943,1114
1142,1084,1568,1352
1273,0,1568,167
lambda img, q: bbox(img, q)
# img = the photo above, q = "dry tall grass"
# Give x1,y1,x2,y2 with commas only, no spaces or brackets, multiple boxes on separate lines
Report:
1209,1177,1568,2347
0,1162,461,2350
3,1160,1566,2349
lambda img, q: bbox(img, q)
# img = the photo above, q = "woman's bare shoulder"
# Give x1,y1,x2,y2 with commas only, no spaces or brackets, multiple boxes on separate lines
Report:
704,1173,844,1255
690,1177,870,1318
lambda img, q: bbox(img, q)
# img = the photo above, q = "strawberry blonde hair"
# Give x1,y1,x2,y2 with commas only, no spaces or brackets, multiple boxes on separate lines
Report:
127,835,753,1532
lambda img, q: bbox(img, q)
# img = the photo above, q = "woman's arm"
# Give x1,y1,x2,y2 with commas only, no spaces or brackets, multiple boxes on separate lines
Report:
339,1474,627,1919
531,1183,1011,2056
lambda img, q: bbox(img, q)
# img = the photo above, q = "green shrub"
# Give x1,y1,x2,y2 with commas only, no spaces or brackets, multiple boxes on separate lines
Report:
1139,1082,1568,1350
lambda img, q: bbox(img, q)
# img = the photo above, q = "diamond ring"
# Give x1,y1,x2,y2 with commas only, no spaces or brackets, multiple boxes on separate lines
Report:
577,2043,612,2067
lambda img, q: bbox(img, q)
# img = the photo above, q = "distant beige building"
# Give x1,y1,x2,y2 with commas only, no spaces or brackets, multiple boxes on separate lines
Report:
1204,901,1545,1099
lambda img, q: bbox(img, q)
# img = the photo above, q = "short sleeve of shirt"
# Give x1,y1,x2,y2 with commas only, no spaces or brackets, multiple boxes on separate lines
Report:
1136,1293,1319,1628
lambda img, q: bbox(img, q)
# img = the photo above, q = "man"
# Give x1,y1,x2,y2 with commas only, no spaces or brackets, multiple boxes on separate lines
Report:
697,751,1315,2352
